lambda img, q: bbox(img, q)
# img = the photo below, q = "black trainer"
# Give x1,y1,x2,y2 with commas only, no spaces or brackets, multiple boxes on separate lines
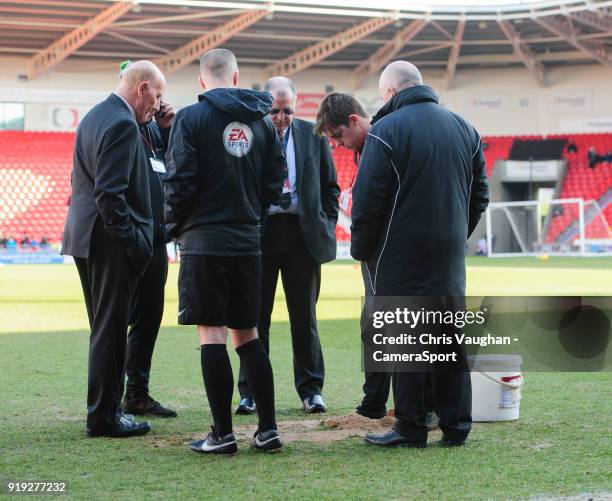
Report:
251,429,283,453
188,428,238,455
235,397,256,415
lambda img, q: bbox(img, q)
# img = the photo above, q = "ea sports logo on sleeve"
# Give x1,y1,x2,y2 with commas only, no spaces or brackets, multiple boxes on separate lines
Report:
223,122,254,157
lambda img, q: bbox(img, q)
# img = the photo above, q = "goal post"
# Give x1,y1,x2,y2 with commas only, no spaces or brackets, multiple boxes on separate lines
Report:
485,198,612,257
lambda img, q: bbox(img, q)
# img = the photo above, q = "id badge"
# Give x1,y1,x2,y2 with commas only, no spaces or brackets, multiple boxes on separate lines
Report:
339,188,351,211
150,157,166,173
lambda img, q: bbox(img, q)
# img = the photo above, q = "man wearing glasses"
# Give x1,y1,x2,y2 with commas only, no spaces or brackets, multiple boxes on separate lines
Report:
236,77,340,415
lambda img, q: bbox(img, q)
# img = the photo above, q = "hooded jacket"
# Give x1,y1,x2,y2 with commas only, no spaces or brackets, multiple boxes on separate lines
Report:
164,88,284,256
350,85,489,296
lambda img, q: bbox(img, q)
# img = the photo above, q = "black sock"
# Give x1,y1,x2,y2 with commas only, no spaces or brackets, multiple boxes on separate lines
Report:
236,339,277,432
200,344,233,437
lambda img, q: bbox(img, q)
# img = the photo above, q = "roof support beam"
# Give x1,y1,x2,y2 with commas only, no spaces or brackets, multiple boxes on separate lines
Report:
350,19,428,90
263,16,395,79
153,9,269,75
442,19,465,89
569,10,612,33
25,1,134,80
112,9,247,28
105,30,171,55
534,15,610,66
498,20,545,85
396,42,453,59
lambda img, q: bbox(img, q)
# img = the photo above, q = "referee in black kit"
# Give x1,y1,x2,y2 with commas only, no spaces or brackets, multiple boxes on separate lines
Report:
117,61,177,419
164,49,285,455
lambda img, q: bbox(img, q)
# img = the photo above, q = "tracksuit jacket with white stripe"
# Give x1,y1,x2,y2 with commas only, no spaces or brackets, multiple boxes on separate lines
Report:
350,85,489,297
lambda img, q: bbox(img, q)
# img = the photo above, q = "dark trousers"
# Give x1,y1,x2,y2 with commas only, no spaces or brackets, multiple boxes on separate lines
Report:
393,296,472,442
74,219,138,429
125,242,168,398
393,370,472,442
359,262,434,414
238,217,324,400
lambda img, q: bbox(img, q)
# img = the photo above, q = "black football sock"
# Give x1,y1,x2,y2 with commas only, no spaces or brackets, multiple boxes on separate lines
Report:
200,344,234,437
236,339,277,432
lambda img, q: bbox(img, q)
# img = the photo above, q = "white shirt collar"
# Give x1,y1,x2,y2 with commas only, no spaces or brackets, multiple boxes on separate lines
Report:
112,92,136,120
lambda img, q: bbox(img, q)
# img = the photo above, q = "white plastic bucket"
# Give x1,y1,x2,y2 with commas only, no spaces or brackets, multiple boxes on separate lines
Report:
469,355,523,422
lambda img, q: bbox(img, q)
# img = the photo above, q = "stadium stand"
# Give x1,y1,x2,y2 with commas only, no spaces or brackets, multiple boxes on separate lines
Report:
1,131,610,247
546,133,612,243
0,131,73,244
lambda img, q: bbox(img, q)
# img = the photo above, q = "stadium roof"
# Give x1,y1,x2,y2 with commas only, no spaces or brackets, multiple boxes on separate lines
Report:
1,0,611,87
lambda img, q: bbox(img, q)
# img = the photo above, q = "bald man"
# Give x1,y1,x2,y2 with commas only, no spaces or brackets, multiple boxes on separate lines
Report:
351,61,489,447
62,60,166,437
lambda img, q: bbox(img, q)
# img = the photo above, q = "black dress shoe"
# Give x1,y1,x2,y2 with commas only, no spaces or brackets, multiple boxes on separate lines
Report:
439,435,466,447
235,397,256,415
364,429,427,448
303,395,327,413
356,404,387,419
122,395,177,418
86,414,152,438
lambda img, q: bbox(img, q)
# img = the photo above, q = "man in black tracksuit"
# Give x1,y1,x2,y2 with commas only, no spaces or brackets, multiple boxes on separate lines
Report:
164,49,285,455
121,103,177,418
351,61,489,447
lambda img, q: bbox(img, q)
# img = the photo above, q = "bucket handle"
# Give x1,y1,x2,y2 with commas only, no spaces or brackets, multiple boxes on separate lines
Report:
477,371,523,389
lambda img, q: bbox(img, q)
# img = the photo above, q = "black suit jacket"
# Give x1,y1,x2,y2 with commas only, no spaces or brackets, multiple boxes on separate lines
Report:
283,118,340,264
61,93,153,275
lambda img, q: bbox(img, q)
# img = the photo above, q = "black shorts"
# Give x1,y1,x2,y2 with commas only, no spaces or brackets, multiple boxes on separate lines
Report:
177,254,261,329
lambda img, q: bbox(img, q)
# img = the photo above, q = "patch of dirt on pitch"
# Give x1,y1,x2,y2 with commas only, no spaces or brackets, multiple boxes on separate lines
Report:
238,413,400,444
321,413,396,431
156,413,405,447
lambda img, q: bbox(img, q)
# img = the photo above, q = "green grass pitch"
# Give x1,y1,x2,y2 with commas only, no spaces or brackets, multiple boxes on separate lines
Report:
1,257,611,500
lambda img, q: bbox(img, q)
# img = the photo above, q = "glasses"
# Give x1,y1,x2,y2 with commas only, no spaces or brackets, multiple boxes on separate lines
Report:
270,108,294,115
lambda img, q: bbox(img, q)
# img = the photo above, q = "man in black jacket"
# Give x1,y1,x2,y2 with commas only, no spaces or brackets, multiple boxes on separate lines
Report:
114,60,177,419
62,60,166,437
314,93,391,419
351,61,489,448
236,77,340,416
164,49,285,455
315,93,439,425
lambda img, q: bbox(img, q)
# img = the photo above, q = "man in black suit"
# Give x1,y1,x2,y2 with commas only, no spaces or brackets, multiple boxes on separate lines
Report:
236,77,340,415
61,60,166,437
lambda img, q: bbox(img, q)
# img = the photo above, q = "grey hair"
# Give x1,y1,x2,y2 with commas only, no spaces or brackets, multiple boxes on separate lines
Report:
264,76,297,99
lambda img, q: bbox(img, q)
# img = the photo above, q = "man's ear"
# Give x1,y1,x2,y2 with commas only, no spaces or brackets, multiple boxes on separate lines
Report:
348,114,360,128
137,81,149,97
199,75,206,90
232,70,239,87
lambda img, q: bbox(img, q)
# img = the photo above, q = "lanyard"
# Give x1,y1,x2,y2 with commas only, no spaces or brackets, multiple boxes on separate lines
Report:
140,126,156,159
348,151,361,190
281,125,291,155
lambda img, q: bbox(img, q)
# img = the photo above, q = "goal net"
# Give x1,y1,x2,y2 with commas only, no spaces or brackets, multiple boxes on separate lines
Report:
485,198,612,257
